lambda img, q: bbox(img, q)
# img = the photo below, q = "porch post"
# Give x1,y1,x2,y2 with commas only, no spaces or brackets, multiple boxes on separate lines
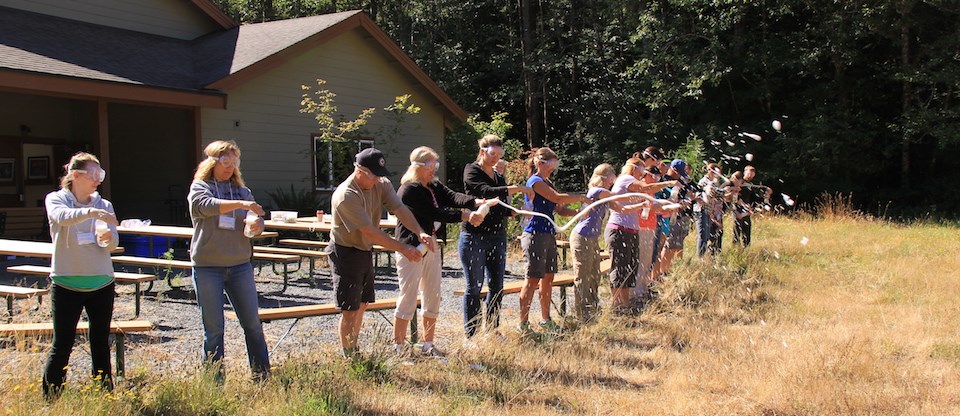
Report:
96,98,111,198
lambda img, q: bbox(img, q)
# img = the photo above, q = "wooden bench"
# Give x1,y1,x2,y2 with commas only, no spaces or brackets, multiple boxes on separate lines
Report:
110,253,300,294
250,252,301,294
278,239,397,269
253,246,328,281
6,265,155,318
0,320,154,377
0,285,48,322
226,296,420,350
453,259,612,316
0,207,47,240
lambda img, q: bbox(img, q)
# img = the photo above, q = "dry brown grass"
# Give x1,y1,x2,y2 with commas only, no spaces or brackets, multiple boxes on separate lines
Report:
2,215,959,415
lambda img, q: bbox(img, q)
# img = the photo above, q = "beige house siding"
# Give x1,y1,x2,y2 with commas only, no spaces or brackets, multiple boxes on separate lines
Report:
201,27,447,207
1,0,219,40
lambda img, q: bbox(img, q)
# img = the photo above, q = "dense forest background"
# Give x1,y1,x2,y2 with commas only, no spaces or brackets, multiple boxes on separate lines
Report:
214,0,960,218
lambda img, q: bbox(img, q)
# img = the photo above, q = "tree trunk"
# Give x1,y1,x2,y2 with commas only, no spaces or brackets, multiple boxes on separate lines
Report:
899,0,914,190
519,0,543,148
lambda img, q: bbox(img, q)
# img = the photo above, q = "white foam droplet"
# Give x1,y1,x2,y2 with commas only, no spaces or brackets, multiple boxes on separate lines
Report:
800,237,809,245
745,153,754,161
726,140,735,147
745,133,762,141
772,120,782,131
781,193,795,206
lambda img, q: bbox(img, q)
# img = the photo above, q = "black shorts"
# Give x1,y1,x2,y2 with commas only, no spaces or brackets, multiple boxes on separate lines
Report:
330,244,375,311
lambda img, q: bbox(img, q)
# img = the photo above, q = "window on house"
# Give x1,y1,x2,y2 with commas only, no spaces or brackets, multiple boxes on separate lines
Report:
313,135,374,190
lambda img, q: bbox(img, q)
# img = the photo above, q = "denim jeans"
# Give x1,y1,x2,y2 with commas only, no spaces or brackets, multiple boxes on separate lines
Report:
459,231,506,337
43,283,115,397
193,263,270,378
696,209,722,257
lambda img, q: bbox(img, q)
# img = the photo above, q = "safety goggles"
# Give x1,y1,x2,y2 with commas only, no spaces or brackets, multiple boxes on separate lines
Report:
413,160,440,171
538,158,559,170
74,167,106,182
482,146,505,158
217,154,241,168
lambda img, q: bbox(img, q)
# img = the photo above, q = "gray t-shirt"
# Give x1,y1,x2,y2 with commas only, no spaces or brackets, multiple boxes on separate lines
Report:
188,179,256,267
331,173,404,251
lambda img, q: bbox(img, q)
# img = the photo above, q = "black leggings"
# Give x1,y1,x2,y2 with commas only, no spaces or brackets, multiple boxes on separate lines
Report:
43,283,115,397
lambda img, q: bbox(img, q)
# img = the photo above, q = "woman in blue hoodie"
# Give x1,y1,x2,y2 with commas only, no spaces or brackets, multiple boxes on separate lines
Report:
43,152,119,398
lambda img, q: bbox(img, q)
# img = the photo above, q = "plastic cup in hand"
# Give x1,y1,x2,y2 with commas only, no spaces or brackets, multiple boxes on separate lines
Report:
416,243,429,256
476,202,491,218
641,206,651,220
244,211,259,238
95,220,110,247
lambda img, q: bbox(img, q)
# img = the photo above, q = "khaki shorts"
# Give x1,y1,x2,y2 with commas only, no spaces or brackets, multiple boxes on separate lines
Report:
521,232,558,278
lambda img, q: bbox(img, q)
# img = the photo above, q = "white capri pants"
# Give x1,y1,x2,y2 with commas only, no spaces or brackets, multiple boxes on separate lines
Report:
394,249,442,320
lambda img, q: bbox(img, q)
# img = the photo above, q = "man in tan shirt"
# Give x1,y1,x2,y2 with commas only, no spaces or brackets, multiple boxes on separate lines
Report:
330,147,433,358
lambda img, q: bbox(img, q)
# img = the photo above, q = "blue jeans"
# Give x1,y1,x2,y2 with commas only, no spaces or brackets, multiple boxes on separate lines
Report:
696,209,722,257
459,231,506,337
193,263,270,378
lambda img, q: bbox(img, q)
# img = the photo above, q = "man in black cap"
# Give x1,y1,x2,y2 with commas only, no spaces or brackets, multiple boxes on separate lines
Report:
329,147,434,358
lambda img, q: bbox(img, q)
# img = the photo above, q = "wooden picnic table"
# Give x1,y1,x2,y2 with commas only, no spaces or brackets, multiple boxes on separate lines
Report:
266,216,397,232
117,225,278,239
0,238,123,258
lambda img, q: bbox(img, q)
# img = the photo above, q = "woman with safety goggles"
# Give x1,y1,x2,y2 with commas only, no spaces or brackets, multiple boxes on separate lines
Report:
393,146,497,357
187,140,270,383
460,134,533,339
517,147,592,334
42,152,120,399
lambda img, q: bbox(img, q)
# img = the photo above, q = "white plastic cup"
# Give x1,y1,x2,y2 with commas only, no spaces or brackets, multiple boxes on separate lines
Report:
95,220,110,247
416,243,428,256
641,206,651,220
244,211,259,238
476,202,490,218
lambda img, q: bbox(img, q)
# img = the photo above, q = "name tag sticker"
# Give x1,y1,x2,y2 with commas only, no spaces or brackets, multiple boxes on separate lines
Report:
218,214,236,230
77,231,96,245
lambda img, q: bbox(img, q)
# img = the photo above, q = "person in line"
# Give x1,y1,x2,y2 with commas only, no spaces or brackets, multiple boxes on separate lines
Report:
460,134,533,338
635,166,682,301
605,157,674,312
696,163,729,257
393,146,496,356
188,140,270,382
733,165,773,246
569,163,616,322
518,147,591,333
42,152,119,398
654,160,696,277
330,147,432,358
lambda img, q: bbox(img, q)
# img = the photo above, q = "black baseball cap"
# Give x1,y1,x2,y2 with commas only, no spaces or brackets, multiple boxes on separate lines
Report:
356,147,391,177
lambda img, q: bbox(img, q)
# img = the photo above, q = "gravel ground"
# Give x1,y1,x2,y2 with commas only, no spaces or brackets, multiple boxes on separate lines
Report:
0,239,568,384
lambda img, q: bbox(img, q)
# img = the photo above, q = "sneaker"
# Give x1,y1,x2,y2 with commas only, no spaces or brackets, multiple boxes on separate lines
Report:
422,345,446,358
516,321,535,334
538,319,561,332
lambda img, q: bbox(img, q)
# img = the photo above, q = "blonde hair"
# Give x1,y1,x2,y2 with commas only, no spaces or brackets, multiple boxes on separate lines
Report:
476,134,504,163
60,152,101,190
401,146,440,184
588,163,615,188
193,140,245,187
620,157,643,176
527,147,558,175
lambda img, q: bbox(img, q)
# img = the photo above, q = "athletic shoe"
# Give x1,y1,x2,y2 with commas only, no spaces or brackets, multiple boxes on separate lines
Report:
539,319,561,332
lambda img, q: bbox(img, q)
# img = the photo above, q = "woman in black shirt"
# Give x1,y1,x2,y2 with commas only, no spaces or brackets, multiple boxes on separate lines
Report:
394,146,495,356
460,135,533,338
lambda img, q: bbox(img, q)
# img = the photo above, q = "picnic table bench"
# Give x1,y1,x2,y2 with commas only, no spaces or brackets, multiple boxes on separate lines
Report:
226,296,419,350
0,320,155,377
6,265,155,318
0,285,48,322
277,239,397,269
110,252,300,294
453,259,612,316
253,245,328,281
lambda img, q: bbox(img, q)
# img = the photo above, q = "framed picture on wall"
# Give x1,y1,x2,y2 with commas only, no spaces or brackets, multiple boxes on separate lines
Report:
0,159,13,182
27,156,49,180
